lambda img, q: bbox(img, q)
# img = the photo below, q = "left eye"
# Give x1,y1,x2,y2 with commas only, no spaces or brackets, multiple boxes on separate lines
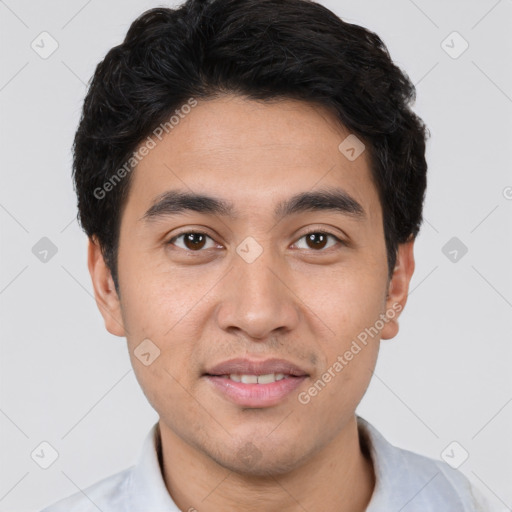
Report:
294,232,341,251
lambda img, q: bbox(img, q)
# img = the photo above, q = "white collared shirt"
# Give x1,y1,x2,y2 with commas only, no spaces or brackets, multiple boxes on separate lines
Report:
40,416,492,511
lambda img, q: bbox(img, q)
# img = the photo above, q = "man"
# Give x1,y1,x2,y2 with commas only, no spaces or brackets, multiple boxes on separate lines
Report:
41,0,491,510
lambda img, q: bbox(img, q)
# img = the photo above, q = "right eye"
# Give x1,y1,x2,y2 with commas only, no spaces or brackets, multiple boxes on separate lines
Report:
167,231,219,251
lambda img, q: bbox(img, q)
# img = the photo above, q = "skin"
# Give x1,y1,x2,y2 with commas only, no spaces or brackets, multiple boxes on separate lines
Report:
88,94,415,512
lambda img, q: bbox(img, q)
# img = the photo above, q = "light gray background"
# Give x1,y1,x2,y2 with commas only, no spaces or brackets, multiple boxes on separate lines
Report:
1,0,511,510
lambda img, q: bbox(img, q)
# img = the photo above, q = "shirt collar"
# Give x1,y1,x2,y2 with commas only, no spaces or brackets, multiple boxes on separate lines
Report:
128,422,179,511
357,416,468,511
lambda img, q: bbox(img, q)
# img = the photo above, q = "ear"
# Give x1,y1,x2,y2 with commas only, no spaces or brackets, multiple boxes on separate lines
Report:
380,239,415,340
87,236,126,337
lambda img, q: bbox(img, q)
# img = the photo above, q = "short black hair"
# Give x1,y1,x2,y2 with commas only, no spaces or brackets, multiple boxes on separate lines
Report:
73,0,428,293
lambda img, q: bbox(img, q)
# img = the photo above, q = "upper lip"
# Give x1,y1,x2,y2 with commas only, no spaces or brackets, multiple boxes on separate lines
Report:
204,358,309,377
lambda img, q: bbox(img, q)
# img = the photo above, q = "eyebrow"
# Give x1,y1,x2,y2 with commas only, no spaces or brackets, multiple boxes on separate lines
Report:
140,187,365,223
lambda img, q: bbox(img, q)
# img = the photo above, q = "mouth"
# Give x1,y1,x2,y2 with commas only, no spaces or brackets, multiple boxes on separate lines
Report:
210,373,295,384
203,358,309,408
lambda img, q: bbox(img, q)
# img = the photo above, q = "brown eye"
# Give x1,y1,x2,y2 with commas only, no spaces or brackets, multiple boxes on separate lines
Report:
305,233,328,249
169,232,215,251
295,231,341,251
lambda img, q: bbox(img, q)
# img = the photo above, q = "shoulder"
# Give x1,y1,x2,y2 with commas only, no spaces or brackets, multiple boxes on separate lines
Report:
40,467,133,512
397,446,492,511
357,416,492,511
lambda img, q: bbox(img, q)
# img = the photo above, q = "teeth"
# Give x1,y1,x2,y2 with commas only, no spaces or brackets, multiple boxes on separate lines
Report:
257,373,276,384
240,374,258,384
229,373,289,384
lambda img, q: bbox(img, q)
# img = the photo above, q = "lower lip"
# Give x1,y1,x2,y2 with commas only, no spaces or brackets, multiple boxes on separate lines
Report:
205,375,307,407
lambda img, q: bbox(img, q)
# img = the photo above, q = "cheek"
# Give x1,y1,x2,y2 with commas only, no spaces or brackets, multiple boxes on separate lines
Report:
301,263,385,403
123,290,202,418
117,244,204,338
302,323,380,430
307,262,387,338
117,261,202,401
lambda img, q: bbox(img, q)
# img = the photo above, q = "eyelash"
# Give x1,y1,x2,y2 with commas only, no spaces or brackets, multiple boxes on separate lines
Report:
167,229,344,252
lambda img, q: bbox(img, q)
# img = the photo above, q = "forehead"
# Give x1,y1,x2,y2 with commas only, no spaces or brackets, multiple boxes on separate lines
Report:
123,95,381,223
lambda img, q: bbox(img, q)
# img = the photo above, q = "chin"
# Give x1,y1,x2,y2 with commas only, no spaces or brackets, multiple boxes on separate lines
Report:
209,438,312,477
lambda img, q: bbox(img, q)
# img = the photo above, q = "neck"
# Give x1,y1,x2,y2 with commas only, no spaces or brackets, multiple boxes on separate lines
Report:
158,415,376,512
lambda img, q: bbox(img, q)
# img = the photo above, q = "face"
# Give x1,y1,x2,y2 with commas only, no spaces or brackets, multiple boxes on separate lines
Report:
89,94,414,475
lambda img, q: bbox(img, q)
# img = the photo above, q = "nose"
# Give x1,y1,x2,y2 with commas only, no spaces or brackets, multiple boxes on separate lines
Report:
215,244,301,340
